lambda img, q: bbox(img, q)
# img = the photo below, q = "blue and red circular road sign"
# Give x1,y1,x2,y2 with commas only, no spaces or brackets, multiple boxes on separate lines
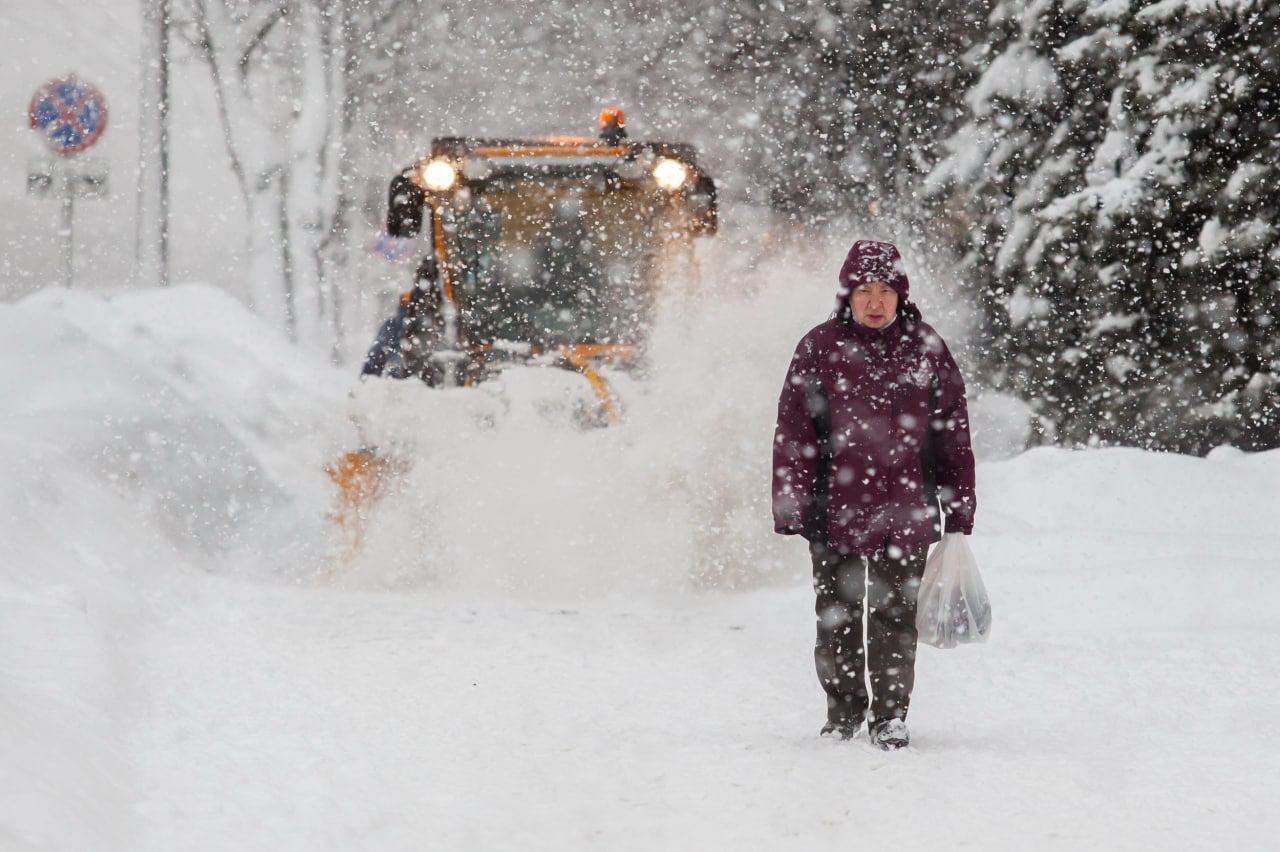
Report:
28,75,108,156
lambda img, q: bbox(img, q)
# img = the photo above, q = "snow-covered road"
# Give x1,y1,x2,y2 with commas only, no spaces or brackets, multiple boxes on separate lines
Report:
126,515,1280,851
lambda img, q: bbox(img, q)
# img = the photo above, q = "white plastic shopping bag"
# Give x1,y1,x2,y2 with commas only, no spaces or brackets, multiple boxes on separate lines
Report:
916,533,992,649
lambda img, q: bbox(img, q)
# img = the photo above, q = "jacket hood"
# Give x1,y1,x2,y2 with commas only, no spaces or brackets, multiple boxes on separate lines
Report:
834,239,920,326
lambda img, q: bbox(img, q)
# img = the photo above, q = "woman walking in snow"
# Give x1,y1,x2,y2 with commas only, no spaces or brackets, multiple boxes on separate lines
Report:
772,239,976,750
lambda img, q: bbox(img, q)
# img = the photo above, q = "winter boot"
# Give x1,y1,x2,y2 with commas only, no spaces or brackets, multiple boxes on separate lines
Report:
869,718,910,750
820,705,864,740
819,719,859,740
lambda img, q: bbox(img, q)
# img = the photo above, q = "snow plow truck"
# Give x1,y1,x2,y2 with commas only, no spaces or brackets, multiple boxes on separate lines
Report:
328,109,718,533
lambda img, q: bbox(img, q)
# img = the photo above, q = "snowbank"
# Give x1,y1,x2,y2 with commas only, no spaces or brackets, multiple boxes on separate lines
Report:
0,284,349,849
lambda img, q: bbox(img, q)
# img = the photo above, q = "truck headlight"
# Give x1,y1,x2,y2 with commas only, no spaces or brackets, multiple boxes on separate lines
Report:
652,158,689,191
420,159,459,192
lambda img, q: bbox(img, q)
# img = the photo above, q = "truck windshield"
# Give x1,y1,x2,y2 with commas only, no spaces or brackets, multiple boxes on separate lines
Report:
445,182,661,348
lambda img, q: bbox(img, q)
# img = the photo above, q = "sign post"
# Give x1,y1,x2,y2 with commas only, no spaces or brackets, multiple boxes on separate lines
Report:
27,75,109,288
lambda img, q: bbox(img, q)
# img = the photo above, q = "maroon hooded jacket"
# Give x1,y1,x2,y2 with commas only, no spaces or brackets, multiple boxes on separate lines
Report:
772,240,976,556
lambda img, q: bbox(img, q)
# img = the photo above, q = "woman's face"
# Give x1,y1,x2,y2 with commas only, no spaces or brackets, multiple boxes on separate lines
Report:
851,281,898,328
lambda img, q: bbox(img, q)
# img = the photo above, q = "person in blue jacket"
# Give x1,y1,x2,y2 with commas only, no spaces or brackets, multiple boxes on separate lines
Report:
362,256,445,383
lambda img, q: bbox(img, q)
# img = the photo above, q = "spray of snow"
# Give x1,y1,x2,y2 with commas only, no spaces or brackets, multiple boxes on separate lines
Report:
332,216,981,598
336,226,841,597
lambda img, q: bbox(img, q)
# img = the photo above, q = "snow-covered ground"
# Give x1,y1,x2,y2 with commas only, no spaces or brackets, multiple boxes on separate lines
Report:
3,261,1279,850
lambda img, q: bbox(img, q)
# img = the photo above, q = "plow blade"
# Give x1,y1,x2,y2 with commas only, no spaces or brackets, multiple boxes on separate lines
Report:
325,448,403,548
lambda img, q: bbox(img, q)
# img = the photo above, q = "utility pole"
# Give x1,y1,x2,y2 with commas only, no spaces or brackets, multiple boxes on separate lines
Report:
137,0,172,287
158,0,171,287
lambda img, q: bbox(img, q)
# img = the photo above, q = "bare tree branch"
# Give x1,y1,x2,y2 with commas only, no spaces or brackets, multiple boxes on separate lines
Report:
191,0,251,211
238,1,291,81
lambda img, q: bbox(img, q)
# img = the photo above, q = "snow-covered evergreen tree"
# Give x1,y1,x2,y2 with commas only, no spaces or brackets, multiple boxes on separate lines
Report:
932,0,1280,452
930,0,1125,445
1103,0,1280,452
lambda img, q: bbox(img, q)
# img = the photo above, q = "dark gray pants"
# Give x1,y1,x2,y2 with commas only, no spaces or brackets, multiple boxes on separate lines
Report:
810,541,928,726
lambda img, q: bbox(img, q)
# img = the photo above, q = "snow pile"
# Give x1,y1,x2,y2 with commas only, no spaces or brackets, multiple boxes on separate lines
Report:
2,285,350,561
0,284,349,849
